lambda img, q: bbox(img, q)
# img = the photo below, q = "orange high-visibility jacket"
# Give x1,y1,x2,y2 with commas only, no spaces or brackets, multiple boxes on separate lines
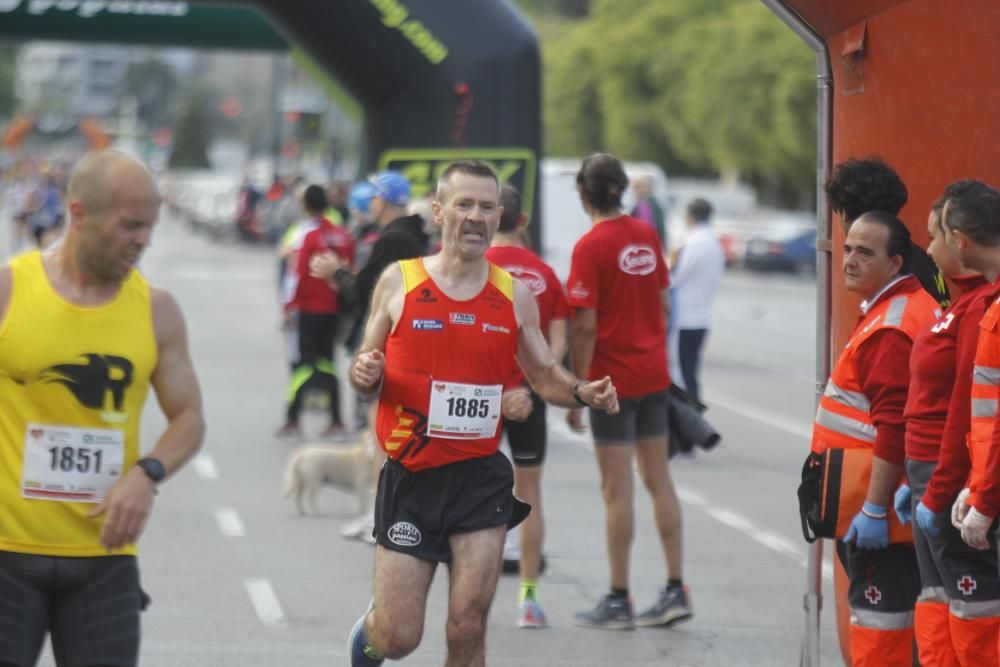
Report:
967,294,1000,507
813,283,941,456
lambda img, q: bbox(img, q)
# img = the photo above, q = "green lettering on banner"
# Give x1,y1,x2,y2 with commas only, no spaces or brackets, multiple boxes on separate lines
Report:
368,0,449,65
378,148,537,224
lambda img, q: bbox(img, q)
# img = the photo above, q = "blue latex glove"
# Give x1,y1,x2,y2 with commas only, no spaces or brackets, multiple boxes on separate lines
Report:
893,485,912,525
915,501,940,537
843,502,889,549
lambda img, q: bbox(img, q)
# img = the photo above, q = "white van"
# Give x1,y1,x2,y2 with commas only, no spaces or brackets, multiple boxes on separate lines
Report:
539,158,669,281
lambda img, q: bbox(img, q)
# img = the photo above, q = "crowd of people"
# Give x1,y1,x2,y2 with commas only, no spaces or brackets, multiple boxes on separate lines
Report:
3,158,71,251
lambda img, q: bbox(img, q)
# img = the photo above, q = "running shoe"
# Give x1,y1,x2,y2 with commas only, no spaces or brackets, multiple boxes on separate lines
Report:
347,601,383,666
635,585,694,628
573,594,634,630
517,598,548,629
320,424,348,442
273,422,303,441
341,514,376,544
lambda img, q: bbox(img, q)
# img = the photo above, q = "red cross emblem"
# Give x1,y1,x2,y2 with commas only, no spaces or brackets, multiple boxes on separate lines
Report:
864,586,882,605
958,576,978,596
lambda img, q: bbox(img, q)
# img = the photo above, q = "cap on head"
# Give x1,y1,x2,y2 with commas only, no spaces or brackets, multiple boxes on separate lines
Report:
348,181,377,213
369,170,411,207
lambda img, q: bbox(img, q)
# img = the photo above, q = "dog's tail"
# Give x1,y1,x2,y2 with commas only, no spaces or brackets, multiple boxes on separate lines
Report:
282,450,303,499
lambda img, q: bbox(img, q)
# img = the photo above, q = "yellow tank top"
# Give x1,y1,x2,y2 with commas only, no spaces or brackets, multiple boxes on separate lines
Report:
0,252,157,556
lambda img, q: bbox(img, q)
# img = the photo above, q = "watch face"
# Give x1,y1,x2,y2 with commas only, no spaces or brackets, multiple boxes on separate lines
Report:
138,458,165,482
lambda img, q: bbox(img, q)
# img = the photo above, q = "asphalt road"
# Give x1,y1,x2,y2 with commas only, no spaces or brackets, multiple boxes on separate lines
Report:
10,212,844,666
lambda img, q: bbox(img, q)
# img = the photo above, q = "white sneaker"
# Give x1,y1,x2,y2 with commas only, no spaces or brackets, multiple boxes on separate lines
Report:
341,514,375,541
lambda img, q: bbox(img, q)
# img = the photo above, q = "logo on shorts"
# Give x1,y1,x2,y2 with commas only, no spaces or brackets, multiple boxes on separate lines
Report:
449,312,476,326
388,521,422,547
958,575,978,596
412,319,443,331
864,585,881,605
618,245,657,276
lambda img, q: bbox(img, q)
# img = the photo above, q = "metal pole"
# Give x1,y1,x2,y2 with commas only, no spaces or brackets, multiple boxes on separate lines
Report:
759,3,833,665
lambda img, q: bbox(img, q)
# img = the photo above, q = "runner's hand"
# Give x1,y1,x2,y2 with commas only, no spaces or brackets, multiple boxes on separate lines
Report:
353,349,385,390
309,251,342,280
88,467,156,551
579,376,619,414
502,387,533,422
952,488,971,529
566,408,586,433
961,507,995,550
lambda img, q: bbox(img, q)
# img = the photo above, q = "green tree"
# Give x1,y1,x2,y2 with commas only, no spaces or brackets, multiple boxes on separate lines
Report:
168,88,211,169
0,46,16,120
120,57,177,132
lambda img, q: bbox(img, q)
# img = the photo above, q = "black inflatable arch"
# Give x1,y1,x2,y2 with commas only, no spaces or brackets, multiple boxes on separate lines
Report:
209,0,542,245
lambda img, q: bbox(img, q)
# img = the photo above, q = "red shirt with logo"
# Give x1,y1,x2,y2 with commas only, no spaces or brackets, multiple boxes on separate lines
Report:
375,259,519,472
904,275,990,462
922,278,998,512
293,217,355,314
484,245,570,388
567,215,670,398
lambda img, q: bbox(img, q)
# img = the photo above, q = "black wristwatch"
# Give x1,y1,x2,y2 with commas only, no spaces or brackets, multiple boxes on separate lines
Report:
135,458,166,483
572,381,589,407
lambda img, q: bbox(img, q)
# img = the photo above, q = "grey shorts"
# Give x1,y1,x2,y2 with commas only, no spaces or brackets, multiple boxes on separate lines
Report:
590,388,669,445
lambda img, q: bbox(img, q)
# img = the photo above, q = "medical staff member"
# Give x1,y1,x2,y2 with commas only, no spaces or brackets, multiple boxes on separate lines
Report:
812,211,940,665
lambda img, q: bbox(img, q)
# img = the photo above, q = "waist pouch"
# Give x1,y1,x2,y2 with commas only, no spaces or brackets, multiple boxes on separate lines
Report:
797,447,912,544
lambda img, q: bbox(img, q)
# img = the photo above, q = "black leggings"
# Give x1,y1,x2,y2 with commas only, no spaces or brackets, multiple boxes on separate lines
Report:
287,312,342,424
0,551,146,667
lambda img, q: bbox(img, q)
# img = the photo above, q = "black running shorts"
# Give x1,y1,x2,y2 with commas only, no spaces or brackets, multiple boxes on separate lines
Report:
590,388,669,444
374,452,529,563
0,551,148,667
502,391,547,468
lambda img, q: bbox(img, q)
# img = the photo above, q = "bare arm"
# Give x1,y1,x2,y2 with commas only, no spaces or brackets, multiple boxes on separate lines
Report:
91,288,206,550
866,457,904,508
349,264,402,396
661,286,671,324
515,282,617,412
547,317,568,363
147,288,206,474
570,307,597,384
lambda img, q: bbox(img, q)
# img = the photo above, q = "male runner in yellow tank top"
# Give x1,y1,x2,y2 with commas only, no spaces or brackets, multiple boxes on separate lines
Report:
0,150,205,667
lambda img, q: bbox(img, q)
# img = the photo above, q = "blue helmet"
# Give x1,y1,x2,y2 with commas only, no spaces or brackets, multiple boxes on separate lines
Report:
369,170,411,207
348,181,377,213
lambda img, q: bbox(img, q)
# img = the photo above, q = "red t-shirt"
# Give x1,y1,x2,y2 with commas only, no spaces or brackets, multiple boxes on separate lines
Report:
904,275,990,462
484,245,570,387
567,215,670,398
293,218,355,314
375,259,519,472
923,278,998,512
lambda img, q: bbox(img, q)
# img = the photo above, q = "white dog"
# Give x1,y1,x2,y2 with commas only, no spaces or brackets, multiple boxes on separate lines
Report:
282,441,373,516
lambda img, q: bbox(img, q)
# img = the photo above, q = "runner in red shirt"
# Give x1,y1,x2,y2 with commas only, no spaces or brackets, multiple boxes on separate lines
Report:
345,160,619,666
566,153,690,631
893,192,1000,665
485,184,570,629
275,184,355,440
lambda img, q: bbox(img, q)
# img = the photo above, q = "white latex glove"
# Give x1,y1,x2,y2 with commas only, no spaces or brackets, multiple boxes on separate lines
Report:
960,507,995,550
952,488,972,529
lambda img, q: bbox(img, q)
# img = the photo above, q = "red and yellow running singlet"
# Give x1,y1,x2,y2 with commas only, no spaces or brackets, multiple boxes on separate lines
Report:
376,258,518,471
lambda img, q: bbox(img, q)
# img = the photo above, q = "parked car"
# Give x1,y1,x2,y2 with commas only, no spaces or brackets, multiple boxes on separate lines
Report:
743,221,817,274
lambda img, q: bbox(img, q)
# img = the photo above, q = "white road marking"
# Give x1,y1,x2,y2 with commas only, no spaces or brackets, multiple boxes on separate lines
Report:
244,578,286,627
193,453,219,480
215,507,246,537
554,418,830,579
707,390,814,440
